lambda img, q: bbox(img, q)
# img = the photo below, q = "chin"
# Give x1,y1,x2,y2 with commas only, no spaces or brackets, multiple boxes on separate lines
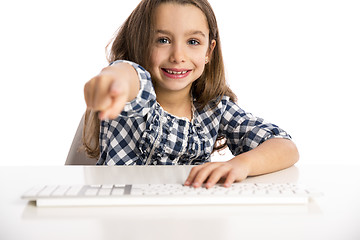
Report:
165,84,191,92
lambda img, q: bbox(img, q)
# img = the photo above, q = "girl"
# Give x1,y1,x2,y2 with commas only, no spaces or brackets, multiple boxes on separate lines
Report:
83,0,299,189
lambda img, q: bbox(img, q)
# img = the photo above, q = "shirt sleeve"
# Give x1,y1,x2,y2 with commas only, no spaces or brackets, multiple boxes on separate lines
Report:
219,99,291,156
110,60,156,118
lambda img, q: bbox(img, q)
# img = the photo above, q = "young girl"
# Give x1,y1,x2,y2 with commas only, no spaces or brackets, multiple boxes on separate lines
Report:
83,0,299,189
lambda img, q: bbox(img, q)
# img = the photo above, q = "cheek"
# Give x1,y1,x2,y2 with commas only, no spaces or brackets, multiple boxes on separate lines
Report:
150,49,159,67
148,50,159,79
193,54,206,71
192,49,208,66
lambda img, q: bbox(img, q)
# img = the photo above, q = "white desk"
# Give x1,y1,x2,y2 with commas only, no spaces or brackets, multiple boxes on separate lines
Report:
1,163,359,240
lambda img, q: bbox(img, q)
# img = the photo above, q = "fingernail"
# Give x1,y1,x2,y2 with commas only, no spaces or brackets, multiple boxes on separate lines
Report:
193,182,200,188
184,181,190,186
224,183,231,188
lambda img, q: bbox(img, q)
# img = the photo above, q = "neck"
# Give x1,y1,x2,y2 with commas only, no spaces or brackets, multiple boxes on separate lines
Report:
155,87,192,119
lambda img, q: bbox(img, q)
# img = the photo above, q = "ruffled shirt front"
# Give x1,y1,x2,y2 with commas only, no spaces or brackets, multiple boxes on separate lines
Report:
97,60,291,166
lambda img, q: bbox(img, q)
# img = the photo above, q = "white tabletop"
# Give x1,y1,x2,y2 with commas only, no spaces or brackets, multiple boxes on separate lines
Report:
1,163,359,240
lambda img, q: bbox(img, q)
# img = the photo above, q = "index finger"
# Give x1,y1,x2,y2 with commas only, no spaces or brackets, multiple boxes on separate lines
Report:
184,165,204,186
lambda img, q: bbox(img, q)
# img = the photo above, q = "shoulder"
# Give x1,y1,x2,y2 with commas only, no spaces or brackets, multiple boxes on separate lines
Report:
196,95,239,113
194,95,241,124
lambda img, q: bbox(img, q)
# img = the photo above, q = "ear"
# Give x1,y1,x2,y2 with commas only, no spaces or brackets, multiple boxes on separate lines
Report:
206,39,216,63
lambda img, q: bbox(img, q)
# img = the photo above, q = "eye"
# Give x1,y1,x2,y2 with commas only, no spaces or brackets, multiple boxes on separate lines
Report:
157,37,170,44
188,39,200,45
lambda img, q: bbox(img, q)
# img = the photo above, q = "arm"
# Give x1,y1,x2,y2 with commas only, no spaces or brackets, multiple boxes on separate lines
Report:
234,138,299,177
84,62,140,120
185,138,299,188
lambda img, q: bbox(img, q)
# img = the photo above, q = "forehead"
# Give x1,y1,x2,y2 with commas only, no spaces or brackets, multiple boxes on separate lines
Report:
153,3,209,35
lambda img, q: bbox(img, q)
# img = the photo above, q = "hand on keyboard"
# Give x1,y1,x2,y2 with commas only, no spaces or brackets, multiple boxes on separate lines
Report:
185,160,250,189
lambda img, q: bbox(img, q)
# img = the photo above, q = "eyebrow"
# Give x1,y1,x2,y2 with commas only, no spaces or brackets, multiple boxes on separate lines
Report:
155,29,206,38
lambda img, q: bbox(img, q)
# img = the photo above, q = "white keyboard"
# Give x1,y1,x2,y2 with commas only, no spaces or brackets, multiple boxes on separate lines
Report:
22,183,317,207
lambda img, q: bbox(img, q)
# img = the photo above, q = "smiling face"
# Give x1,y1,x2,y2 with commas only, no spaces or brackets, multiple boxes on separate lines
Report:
149,3,216,96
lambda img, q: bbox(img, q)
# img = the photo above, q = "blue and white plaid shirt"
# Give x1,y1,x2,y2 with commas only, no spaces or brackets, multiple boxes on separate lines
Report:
97,60,291,166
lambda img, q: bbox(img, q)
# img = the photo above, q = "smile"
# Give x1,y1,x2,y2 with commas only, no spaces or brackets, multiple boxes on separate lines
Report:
161,68,192,79
164,69,188,75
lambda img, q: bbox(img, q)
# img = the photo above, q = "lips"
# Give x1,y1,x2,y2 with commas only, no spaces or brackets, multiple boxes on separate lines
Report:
161,68,192,79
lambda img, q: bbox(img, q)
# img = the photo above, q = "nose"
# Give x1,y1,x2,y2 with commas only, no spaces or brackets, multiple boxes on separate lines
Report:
169,42,186,63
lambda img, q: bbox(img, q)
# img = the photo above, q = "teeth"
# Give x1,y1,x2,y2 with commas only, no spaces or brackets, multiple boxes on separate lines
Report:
165,69,188,75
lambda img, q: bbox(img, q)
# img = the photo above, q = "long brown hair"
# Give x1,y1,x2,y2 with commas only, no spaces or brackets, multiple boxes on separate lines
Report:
83,0,237,159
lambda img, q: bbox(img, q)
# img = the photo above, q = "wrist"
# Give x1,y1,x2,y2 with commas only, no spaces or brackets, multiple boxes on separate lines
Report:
229,153,252,177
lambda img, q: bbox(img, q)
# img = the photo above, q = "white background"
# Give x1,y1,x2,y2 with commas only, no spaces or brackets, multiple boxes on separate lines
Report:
0,0,359,166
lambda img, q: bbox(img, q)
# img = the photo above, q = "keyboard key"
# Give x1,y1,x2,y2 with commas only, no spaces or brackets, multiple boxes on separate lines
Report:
111,188,125,196
65,185,83,196
52,186,70,196
22,185,45,197
38,185,58,197
98,189,112,196
84,188,99,196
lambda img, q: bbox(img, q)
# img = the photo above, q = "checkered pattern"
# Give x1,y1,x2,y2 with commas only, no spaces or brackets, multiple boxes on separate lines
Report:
98,60,291,166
